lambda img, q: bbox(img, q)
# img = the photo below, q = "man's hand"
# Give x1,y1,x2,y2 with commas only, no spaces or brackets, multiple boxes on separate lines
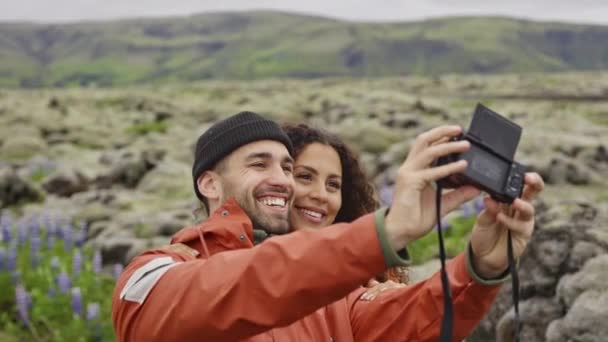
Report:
470,172,545,279
385,125,481,251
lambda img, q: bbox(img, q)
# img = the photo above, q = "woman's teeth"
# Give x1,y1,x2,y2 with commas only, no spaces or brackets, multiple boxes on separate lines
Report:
260,197,286,208
299,208,323,219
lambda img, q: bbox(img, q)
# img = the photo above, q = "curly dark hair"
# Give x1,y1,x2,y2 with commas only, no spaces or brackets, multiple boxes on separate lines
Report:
282,123,378,223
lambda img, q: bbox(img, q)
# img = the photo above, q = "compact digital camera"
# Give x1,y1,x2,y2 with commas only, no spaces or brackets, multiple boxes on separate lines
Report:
435,104,526,203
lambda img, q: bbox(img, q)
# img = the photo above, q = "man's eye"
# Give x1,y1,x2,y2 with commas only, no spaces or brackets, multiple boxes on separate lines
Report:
250,163,265,168
283,165,293,173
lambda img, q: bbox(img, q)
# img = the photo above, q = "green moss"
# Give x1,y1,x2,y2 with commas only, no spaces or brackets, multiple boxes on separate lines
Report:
125,122,168,135
29,169,50,183
584,112,608,126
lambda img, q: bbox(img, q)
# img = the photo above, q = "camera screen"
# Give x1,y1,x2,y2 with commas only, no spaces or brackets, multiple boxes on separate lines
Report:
467,144,509,190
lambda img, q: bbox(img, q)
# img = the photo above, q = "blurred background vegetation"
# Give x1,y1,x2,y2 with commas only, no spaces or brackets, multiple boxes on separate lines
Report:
2,11,608,87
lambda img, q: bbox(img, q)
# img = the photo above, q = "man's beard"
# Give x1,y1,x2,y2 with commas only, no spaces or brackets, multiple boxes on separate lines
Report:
222,180,291,235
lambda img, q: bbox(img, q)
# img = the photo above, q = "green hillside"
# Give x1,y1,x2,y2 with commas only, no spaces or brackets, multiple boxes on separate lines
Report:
1,11,608,87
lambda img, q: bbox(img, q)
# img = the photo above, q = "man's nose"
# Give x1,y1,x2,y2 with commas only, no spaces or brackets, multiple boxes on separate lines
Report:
267,164,294,189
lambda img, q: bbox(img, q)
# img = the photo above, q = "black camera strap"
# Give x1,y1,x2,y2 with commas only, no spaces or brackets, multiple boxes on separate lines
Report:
435,183,453,342
508,229,521,342
435,186,521,342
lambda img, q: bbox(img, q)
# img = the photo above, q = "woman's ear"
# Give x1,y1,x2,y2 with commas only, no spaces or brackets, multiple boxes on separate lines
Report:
197,171,222,202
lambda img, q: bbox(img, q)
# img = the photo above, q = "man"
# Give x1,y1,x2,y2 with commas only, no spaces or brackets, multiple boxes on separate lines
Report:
112,111,544,341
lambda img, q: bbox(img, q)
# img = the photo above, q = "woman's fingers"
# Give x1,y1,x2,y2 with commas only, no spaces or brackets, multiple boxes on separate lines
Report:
521,173,545,202
512,198,535,222
496,210,534,239
365,279,380,288
360,281,406,301
440,186,481,216
483,196,501,215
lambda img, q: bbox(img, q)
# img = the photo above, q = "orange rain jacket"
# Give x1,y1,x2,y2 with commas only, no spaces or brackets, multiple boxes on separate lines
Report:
112,199,502,341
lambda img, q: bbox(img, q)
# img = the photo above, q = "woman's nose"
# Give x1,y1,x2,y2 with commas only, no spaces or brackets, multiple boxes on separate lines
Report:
309,185,328,203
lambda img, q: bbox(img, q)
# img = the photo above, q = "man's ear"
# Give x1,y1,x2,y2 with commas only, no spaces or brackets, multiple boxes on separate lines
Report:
197,171,222,201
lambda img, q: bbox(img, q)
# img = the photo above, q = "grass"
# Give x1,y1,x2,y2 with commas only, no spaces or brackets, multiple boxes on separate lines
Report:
408,216,477,265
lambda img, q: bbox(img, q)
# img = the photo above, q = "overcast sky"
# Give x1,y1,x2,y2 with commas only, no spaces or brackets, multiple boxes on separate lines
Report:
2,0,608,25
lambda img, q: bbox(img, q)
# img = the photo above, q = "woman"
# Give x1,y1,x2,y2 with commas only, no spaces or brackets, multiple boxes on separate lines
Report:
282,123,407,300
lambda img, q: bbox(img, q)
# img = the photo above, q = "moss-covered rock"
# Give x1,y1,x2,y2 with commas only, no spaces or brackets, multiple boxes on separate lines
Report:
0,135,48,162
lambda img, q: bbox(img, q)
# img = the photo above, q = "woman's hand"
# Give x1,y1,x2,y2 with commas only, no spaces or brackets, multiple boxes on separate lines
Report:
470,172,545,278
360,279,406,301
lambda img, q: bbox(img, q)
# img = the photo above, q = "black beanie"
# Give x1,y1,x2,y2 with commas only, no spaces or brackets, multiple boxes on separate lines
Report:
192,111,294,202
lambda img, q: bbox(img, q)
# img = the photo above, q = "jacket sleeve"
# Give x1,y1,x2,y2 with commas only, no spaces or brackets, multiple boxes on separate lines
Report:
111,213,387,341
347,246,504,341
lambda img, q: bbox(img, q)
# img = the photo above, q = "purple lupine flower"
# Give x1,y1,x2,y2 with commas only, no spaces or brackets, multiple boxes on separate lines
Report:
1,211,11,243
46,228,55,250
72,249,82,278
86,303,100,321
29,216,40,241
63,224,73,250
17,220,28,246
461,202,474,218
1,210,11,226
30,235,42,268
379,183,394,207
7,244,17,272
55,220,64,239
92,250,102,274
0,247,5,271
75,221,87,247
474,196,485,213
15,285,30,326
39,212,47,231
50,256,60,269
41,211,53,231
30,231,42,252
57,271,71,293
1,222,11,244
434,219,452,231
113,263,124,280
71,287,83,317
30,249,39,268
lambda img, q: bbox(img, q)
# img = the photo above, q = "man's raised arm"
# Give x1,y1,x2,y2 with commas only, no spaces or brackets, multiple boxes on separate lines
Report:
112,213,386,341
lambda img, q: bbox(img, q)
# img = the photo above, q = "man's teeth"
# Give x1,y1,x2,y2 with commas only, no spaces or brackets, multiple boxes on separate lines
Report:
300,208,322,219
260,197,286,207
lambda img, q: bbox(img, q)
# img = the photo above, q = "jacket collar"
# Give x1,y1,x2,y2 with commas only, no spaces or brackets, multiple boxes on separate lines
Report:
170,198,274,250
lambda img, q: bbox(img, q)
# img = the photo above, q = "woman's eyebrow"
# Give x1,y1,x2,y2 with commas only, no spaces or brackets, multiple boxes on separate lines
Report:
294,165,318,175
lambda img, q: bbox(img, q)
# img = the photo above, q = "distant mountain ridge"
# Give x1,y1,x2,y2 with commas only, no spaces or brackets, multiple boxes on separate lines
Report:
1,10,607,87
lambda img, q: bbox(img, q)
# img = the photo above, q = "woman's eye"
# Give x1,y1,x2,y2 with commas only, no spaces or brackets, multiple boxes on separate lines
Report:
296,173,312,181
283,165,293,173
328,182,341,190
